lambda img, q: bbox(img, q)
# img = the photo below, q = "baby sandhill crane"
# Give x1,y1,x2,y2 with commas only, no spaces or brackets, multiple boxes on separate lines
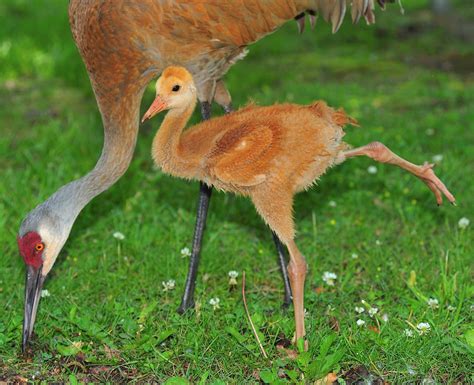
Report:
142,66,455,346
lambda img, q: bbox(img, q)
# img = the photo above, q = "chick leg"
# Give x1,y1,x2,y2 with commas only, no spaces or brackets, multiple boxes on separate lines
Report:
286,240,308,347
342,142,456,205
215,79,293,307
253,191,307,349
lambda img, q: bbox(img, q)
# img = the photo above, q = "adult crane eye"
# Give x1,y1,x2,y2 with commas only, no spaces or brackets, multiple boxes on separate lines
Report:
35,243,44,252
172,85,180,92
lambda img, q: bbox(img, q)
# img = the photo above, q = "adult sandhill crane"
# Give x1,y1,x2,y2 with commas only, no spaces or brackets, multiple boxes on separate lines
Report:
18,0,397,351
141,66,455,346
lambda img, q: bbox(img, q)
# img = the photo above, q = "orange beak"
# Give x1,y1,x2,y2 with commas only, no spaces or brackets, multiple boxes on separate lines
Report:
141,95,167,123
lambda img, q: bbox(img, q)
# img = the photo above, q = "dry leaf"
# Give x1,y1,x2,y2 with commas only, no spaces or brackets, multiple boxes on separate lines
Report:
313,372,338,385
275,333,291,348
369,325,380,334
341,365,386,384
373,198,386,208
276,344,298,360
103,344,121,360
329,316,340,333
315,286,325,294
252,369,260,381
90,366,113,376
408,270,417,287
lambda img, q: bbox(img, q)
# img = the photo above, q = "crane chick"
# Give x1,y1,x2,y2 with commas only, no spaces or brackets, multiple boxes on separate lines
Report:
142,66,455,348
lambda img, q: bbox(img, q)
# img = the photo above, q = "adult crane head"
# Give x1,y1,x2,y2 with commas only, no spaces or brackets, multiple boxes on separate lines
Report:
18,184,80,352
142,66,197,122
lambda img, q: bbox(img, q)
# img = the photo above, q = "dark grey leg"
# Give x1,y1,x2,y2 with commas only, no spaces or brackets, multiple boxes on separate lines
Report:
272,232,293,308
177,101,212,314
177,182,212,313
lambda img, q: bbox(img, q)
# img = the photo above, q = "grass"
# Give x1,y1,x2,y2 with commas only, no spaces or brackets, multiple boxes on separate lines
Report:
0,0,473,383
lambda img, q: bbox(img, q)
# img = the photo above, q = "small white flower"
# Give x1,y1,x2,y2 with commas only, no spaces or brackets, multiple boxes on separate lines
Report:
228,270,239,279
162,279,176,292
180,247,191,258
209,297,220,310
367,165,378,174
355,306,365,314
368,307,379,317
356,319,365,327
447,305,455,311
322,271,337,286
458,217,470,229
40,289,50,298
417,322,431,335
470,304,474,312
228,270,239,285
351,253,359,259
432,154,443,163
381,313,389,323
328,200,337,207
427,298,439,309
403,329,414,337
375,239,382,246
113,232,125,240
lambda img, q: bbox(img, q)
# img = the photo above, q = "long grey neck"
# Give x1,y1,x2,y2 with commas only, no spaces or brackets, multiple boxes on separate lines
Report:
38,92,142,231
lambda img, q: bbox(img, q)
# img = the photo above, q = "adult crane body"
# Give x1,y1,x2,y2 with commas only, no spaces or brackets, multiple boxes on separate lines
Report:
18,0,394,351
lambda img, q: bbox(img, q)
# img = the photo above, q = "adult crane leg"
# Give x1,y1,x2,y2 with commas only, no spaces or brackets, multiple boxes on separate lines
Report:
215,79,292,308
177,179,212,314
178,81,216,314
272,232,293,307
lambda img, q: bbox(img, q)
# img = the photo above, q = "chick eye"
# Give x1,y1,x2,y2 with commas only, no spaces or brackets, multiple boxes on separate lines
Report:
35,243,44,252
172,85,180,92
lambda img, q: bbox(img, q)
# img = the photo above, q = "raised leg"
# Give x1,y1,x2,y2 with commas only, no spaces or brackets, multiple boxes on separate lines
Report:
214,78,293,307
177,100,213,314
342,141,456,205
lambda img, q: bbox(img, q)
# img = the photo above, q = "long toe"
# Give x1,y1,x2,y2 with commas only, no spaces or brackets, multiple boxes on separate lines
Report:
420,164,456,205
425,180,443,205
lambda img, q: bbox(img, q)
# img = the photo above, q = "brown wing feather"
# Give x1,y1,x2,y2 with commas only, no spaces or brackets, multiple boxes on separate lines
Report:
208,123,276,187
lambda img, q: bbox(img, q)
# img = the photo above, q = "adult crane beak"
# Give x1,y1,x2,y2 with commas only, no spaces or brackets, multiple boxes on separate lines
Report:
22,264,45,353
141,95,167,122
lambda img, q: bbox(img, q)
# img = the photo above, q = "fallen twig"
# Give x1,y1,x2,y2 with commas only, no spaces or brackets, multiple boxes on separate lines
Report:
242,271,268,359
